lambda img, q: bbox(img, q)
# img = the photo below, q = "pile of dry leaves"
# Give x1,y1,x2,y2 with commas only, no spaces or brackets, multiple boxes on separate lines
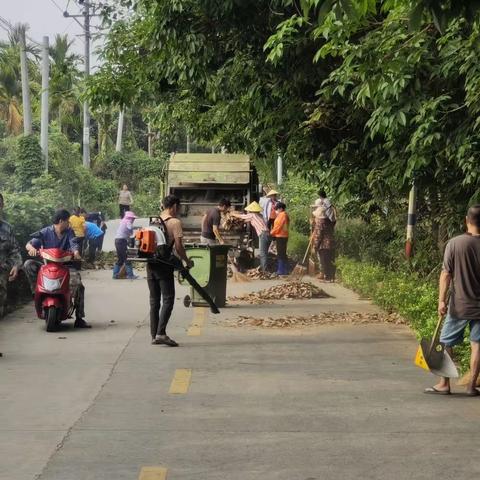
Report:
226,312,406,328
228,281,330,304
245,268,279,280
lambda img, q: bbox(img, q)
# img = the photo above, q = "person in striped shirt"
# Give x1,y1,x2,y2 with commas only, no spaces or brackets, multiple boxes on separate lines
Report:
231,201,270,272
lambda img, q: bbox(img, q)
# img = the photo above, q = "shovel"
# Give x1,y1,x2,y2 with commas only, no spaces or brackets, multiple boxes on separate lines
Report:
414,314,458,378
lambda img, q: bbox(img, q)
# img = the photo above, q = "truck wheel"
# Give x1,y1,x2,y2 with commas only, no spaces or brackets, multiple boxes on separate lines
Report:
183,295,191,308
45,307,60,332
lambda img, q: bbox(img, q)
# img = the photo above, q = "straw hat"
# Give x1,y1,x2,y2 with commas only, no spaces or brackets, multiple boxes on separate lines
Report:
245,201,262,213
266,189,278,197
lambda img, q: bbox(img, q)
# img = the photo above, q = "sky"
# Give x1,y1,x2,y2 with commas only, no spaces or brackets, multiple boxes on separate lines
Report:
0,0,103,68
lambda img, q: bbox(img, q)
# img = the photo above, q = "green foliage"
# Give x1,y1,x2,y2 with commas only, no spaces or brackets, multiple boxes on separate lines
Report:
337,256,470,372
287,229,310,261
94,150,166,190
15,135,43,190
280,174,318,235
3,187,62,247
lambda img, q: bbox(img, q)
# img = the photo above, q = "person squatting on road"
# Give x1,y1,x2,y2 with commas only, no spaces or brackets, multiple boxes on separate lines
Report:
312,206,336,282
425,205,480,396
148,195,193,347
231,201,270,272
113,211,139,280
200,198,231,245
23,209,91,329
118,184,133,219
270,202,289,276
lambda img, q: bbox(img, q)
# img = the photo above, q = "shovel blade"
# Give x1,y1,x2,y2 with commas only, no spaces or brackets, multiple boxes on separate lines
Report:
415,338,459,378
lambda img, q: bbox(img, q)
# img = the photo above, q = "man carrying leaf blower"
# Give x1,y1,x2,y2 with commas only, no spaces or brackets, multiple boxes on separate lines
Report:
146,195,194,347
425,205,480,396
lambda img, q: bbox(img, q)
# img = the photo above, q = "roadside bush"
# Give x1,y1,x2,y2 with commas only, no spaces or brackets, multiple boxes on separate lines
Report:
287,229,309,261
15,135,44,190
337,256,470,373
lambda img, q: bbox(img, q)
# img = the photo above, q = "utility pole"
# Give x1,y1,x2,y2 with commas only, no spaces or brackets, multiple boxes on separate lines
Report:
186,133,191,153
19,29,32,136
116,109,124,152
405,181,417,259
277,152,283,185
82,1,91,168
147,123,153,157
40,36,49,171
63,0,99,168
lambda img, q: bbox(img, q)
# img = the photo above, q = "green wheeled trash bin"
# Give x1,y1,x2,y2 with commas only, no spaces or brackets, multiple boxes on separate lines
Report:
180,244,230,308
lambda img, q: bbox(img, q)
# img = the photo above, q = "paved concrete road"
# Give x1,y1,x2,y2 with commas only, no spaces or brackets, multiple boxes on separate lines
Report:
1,274,480,480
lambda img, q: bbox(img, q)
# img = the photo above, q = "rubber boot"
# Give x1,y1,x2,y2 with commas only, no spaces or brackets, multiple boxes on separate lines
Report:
112,264,120,279
125,263,139,280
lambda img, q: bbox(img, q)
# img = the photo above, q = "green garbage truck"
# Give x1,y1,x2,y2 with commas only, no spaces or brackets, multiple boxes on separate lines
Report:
161,153,260,250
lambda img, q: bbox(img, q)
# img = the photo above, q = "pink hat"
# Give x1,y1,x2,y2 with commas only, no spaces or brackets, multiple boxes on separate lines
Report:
123,211,137,220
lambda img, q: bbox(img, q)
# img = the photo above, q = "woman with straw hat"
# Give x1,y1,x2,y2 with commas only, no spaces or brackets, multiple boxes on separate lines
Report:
231,201,270,272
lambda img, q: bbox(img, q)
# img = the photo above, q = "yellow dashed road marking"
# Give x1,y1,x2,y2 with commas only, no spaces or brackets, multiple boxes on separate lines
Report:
169,369,192,394
187,307,208,336
139,466,168,480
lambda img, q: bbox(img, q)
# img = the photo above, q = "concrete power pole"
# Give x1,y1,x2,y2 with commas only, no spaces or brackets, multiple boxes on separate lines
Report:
19,30,32,136
40,36,49,171
115,109,124,152
82,1,91,168
277,152,283,185
63,1,97,167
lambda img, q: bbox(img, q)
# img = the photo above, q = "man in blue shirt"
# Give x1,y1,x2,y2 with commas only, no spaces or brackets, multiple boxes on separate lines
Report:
23,209,91,329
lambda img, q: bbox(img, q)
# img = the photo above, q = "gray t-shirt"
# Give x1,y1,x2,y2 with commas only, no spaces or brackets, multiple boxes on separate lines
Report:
442,233,480,319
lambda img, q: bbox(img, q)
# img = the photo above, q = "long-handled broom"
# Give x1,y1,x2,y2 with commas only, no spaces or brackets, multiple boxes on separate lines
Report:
289,234,313,281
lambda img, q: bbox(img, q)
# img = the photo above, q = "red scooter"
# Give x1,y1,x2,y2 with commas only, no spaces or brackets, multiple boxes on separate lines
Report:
34,248,77,332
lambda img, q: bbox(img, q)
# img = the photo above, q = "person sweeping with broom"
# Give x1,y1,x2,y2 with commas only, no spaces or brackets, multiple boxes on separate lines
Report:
425,205,480,396
231,201,270,272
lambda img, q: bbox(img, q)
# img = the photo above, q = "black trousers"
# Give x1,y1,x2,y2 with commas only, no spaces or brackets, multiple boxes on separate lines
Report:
318,249,336,281
119,204,130,219
147,264,175,338
275,237,288,261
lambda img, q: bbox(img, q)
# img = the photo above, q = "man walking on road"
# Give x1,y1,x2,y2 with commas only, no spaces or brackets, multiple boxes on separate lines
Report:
200,198,231,245
149,195,193,347
426,205,480,396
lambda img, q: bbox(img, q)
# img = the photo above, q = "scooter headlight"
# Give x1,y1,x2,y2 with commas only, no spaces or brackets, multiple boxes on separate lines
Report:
42,276,62,292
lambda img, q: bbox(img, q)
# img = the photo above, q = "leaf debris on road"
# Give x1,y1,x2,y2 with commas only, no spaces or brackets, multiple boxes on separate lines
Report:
228,281,330,304
223,311,406,328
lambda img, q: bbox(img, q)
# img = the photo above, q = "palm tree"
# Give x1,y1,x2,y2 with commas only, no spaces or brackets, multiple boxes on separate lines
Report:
0,24,38,135
49,34,82,137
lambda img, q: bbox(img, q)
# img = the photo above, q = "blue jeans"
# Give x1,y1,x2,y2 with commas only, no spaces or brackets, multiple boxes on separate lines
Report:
440,313,480,347
259,232,271,272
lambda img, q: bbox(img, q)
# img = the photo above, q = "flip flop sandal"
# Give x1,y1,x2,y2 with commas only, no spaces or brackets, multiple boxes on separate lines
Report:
424,387,451,395
466,389,480,397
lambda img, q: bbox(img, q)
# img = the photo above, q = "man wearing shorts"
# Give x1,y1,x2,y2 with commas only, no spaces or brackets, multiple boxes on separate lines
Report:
426,205,480,396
